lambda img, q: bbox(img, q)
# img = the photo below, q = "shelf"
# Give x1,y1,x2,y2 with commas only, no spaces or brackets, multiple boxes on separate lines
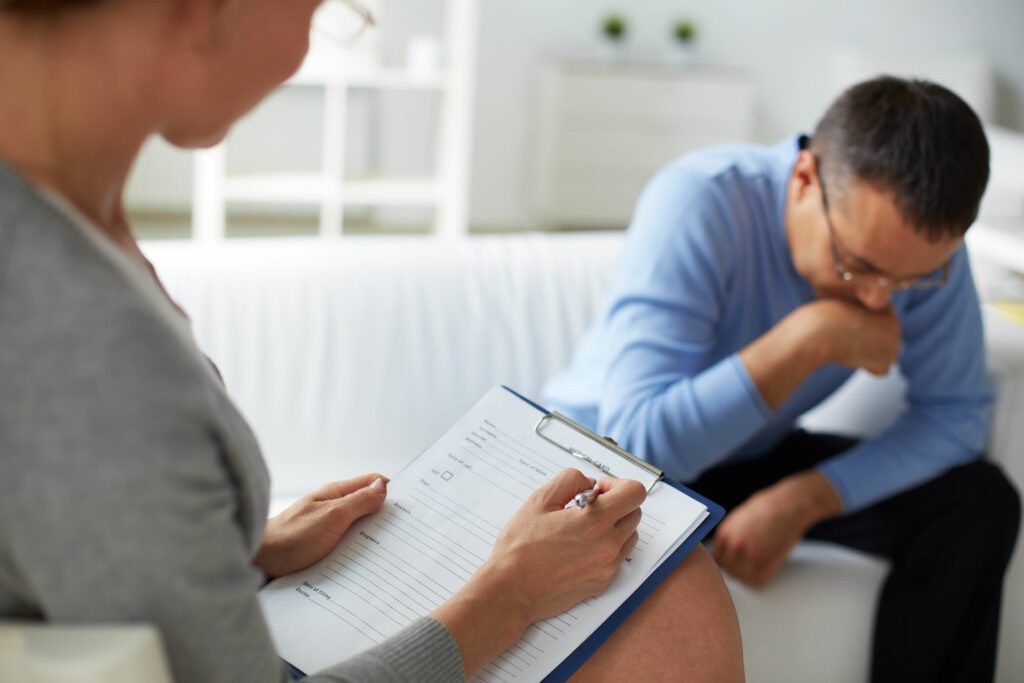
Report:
345,178,442,205
223,174,442,206
288,62,447,90
191,0,478,240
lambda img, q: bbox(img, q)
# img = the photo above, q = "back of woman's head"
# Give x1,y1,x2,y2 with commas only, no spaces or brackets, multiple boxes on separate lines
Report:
0,0,104,13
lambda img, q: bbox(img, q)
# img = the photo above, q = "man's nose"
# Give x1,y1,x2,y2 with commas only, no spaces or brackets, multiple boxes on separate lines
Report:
855,285,892,311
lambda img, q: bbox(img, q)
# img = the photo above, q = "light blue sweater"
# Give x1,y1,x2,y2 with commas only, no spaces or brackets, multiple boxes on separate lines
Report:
543,136,992,513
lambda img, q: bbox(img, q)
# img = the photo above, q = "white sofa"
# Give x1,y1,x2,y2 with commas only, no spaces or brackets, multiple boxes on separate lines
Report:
0,622,174,683
144,231,1024,682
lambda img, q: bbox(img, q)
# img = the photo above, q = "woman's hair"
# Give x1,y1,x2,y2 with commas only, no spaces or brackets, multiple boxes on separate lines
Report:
0,0,104,12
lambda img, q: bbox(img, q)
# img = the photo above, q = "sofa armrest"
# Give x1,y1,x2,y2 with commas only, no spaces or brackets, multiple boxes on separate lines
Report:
984,307,1024,479
0,622,173,683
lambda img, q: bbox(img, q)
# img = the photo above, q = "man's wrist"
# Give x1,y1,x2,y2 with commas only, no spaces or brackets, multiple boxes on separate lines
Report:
740,305,834,411
777,469,843,528
789,302,838,368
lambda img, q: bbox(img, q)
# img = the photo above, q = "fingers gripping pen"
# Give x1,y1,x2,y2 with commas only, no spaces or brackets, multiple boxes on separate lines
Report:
573,488,601,509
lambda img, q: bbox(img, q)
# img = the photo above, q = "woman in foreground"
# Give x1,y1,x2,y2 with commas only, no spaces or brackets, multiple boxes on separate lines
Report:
0,1,743,680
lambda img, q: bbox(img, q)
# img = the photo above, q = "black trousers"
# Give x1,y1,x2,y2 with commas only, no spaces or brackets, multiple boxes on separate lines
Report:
688,431,1021,683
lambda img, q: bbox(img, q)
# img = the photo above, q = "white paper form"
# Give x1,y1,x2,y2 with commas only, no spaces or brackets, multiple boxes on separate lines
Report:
259,387,708,681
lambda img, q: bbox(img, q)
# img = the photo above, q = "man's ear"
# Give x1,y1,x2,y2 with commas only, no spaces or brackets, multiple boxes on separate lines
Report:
790,150,820,202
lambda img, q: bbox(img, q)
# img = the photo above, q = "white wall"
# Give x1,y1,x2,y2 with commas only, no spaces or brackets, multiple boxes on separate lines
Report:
126,0,1024,231
468,0,1024,230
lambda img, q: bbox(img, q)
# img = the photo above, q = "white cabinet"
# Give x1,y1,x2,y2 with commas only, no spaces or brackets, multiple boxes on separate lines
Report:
534,61,755,228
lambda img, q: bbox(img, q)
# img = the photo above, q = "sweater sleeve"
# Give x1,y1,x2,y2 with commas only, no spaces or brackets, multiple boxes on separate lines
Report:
593,164,773,482
316,618,464,683
817,246,993,512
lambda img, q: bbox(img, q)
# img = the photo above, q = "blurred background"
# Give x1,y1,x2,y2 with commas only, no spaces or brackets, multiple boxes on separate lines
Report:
128,0,1024,310
134,7,1024,676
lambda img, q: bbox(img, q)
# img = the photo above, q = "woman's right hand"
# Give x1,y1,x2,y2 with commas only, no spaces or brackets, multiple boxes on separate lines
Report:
431,468,646,677
485,468,646,624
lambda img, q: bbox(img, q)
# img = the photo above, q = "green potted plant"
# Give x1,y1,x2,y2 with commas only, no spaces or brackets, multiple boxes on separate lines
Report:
600,13,628,62
671,18,698,65
601,13,628,42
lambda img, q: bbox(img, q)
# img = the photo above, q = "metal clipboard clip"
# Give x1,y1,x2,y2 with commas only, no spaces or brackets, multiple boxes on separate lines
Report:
533,412,664,493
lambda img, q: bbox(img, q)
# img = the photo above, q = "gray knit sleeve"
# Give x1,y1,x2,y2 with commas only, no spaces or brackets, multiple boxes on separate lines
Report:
309,617,464,683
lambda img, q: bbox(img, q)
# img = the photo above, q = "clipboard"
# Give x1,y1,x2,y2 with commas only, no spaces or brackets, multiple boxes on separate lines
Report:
273,385,724,681
500,386,725,683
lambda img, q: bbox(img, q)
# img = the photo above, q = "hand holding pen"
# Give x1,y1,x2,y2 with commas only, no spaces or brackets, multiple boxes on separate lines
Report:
435,469,646,675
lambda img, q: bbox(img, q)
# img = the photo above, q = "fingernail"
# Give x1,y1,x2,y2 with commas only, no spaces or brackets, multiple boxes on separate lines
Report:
371,477,387,492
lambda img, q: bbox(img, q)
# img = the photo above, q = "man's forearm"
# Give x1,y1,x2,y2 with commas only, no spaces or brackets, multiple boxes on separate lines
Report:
739,307,830,411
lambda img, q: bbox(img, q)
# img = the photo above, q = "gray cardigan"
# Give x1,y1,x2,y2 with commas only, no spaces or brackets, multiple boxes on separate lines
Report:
0,160,464,683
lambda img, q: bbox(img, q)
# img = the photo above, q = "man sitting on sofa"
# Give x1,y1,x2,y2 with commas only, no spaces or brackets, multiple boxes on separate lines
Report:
542,75,1020,682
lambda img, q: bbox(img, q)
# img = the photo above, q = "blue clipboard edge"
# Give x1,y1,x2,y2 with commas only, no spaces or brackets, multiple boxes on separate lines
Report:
500,386,725,683
501,384,549,414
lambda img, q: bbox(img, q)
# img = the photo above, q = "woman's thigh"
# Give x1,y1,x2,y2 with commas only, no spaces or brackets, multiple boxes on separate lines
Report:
569,545,744,683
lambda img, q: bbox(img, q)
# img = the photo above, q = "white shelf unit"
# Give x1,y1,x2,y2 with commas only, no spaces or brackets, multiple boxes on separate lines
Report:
534,61,755,229
192,0,478,241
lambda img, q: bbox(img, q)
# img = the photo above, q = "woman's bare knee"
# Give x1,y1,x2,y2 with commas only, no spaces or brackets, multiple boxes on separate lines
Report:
570,545,744,682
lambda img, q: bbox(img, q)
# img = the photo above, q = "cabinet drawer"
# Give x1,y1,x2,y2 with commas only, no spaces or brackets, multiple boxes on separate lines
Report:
534,61,756,228
556,72,754,122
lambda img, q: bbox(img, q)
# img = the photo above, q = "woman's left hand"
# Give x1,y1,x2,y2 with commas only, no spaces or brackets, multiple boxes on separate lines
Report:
254,473,389,578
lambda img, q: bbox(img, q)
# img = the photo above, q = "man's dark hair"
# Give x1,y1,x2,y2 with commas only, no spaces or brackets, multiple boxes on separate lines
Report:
810,75,989,241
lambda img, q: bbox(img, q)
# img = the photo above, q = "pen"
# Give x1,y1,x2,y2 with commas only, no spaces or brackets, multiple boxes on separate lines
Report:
573,488,601,509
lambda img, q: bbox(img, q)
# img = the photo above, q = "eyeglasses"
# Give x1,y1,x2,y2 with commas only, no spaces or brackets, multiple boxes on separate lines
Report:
816,165,950,292
315,0,376,48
